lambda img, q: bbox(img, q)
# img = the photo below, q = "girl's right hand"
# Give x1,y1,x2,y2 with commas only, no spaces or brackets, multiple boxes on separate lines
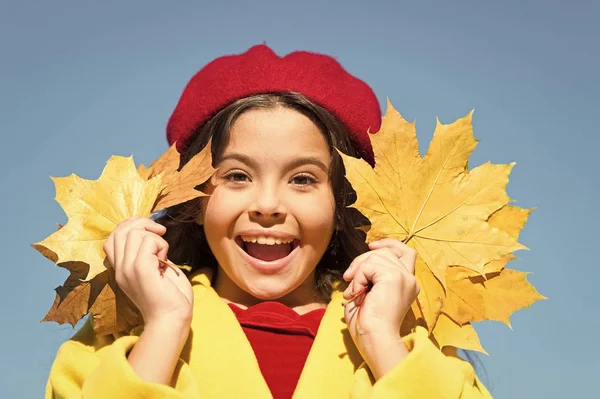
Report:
103,216,194,327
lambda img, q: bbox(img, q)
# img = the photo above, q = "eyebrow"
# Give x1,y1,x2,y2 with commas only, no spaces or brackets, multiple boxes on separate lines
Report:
220,152,329,173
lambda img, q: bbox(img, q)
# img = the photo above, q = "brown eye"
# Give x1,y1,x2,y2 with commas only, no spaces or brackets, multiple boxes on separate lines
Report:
230,173,248,182
223,170,250,183
291,173,316,186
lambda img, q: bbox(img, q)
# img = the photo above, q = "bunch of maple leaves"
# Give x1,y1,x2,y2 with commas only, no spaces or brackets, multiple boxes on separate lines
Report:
33,104,545,354
32,144,214,335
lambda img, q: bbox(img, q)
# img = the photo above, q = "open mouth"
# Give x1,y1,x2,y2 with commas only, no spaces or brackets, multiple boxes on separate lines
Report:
235,236,300,262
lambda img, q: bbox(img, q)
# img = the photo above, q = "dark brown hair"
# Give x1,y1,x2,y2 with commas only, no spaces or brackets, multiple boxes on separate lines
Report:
155,91,370,301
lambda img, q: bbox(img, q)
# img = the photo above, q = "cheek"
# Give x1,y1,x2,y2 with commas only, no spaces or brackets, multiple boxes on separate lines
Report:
293,196,336,237
204,187,246,216
202,189,243,236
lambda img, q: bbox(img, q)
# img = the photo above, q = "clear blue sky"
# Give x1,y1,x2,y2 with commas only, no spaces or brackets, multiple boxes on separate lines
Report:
1,1,597,397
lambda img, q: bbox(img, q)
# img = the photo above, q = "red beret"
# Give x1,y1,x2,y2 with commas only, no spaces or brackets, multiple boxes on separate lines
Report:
167,44,381,165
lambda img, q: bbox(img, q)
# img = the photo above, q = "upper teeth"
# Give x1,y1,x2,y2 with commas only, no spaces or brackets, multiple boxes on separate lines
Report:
241,236,294,245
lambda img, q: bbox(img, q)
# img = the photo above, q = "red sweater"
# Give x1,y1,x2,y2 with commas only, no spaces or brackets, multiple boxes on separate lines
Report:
228,302,326,399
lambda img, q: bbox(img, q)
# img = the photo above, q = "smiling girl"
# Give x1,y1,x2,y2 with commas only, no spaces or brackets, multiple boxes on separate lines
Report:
46,45,491,398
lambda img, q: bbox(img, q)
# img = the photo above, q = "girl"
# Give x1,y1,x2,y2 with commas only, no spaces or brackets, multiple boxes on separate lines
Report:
46,45,491,398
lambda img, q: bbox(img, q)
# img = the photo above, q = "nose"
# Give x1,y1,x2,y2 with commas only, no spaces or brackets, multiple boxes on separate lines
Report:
249,183,286,221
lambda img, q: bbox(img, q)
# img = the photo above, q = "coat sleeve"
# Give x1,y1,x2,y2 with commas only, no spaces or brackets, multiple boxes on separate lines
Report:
45,320,200,399
351,326,492,399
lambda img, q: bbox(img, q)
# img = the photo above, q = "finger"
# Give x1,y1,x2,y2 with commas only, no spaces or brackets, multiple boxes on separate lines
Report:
369,239,416,274
344,265,373,304
114,228,126,269
103,234,115,269
127,217,167,235
343,257,382,299
344,248,405,281
344,253,406,296
119,216,165,234
371,248,411,274
133,233,173,285
370,247,402,267
111,216,144,273
343,251,376,281
124,215,141,223
368,238,405,248
116,218,165,262
343,292,360,325
134,234,169,279
121,228,147,279
156,239,170,262
343,277,367,301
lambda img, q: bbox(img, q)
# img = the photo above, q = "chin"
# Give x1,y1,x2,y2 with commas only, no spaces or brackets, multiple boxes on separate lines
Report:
243,275,296,301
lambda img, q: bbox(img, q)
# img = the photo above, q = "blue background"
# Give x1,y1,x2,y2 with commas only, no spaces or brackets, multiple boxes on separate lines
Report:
1,1,597,397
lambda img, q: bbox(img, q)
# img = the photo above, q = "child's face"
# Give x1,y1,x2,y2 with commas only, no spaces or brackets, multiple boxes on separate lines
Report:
202,107,336,304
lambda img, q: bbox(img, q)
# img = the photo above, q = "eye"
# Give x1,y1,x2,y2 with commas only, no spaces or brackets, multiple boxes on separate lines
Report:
290,173,317,186
223,170,251,183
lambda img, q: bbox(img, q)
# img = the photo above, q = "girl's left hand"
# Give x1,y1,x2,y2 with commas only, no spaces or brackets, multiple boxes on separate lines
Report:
342,238,420,377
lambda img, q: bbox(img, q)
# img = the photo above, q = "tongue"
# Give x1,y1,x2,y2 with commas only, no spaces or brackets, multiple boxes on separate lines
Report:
245,242,291,262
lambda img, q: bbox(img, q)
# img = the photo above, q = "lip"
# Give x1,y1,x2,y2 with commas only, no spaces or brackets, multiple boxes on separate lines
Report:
234,235,300,275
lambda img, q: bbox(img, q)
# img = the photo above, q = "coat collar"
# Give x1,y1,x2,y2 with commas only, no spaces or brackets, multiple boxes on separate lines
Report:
180,270,364,398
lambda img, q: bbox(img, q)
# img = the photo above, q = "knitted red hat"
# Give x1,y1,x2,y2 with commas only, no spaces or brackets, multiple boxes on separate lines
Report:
167,44,381,165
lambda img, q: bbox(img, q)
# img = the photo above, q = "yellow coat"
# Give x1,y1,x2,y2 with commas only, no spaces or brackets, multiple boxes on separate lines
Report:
45,271,492,398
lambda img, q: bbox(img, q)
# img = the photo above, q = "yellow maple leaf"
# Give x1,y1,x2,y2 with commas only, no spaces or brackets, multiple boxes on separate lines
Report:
444,267,546,327
339,104,544,354
489,205,533,241
33,156,164,281
442,205,545,327
413,257,444,332
137,163,152,180
140,141,215,211
339,103,526,286
41,261,93,327
451,206,530,277
88,269,143,335
144,144,181,178
432,313,487,354
42,261,142,335
426,205,544,350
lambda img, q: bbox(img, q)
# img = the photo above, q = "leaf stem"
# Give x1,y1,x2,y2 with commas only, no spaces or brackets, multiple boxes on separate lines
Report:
157,258,180,276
